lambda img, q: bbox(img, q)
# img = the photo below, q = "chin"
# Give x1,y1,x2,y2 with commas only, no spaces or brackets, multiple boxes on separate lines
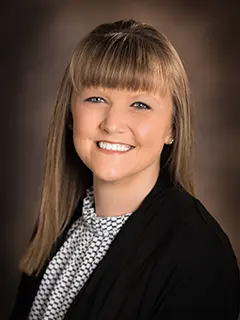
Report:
92,168,126,184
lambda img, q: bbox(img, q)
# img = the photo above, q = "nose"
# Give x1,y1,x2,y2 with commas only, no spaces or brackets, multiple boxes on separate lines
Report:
100,105,128,134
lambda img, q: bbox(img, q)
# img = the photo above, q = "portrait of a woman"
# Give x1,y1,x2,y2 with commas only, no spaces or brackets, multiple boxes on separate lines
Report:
9,19,240,320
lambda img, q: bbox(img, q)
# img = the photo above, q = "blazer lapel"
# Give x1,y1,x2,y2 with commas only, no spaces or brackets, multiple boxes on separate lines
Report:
64,171,173,320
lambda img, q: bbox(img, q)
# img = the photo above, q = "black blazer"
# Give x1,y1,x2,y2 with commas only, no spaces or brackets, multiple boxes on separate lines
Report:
10,172,240,320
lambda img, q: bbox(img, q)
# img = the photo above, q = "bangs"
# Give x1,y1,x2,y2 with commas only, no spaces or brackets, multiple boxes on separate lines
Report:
69,33,172,95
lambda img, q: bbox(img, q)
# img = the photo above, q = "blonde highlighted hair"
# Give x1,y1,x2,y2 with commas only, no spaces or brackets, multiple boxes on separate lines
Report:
20,19,194,275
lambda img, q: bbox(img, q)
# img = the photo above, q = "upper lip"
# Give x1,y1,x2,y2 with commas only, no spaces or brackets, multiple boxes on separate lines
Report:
97,140,135,147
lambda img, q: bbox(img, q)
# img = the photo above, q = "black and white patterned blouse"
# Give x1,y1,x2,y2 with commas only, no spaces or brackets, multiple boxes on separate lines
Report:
28,187,131,320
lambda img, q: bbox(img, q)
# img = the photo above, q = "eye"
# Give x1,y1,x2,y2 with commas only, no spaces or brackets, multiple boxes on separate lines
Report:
131,101,151,110
85,96,106,103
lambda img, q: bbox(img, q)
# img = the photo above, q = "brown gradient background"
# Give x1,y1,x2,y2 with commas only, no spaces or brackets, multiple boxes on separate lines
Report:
1,0,239,318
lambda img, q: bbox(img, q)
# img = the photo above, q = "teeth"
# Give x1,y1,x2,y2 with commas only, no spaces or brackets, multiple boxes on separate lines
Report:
98,141,132,152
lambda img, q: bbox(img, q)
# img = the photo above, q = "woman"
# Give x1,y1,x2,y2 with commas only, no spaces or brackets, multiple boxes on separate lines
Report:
10,19,240,320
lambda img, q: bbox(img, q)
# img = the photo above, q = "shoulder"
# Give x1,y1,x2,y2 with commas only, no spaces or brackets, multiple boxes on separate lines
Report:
152,187,240,312
159,186,239,272
162,186,229,245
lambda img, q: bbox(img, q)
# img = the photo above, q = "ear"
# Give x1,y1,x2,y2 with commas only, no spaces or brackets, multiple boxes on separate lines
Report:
164,128,174,145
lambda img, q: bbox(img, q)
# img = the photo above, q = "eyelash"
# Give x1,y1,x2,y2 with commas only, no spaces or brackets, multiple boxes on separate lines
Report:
85,97,151,110
131,101,151,110
85,97,105,103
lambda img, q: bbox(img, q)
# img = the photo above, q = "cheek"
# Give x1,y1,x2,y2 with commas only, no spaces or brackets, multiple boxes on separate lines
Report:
136,118,166,146
73,108,97,136
72,110,91,153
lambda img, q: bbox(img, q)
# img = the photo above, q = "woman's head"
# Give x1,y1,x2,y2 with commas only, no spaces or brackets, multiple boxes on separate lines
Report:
66,19,193,190
21,19,194,274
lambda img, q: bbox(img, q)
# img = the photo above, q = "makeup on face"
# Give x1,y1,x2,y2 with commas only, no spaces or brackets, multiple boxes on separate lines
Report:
71,87,173,184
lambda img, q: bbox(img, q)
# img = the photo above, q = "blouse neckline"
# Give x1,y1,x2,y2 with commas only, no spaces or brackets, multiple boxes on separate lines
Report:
81,187,131,235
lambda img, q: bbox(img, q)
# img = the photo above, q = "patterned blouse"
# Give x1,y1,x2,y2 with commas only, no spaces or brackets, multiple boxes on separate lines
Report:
28,187,131,320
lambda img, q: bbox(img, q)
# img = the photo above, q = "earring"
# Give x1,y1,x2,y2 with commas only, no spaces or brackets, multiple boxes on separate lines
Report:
168,138,174,144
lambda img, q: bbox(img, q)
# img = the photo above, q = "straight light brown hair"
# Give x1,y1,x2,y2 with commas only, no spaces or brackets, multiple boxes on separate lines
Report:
20,19,195,275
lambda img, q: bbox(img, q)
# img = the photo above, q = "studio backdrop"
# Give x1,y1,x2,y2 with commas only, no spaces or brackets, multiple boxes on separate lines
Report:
1,1,239,319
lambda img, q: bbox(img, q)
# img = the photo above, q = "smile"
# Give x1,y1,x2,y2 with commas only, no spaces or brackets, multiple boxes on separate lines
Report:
96,141,135,152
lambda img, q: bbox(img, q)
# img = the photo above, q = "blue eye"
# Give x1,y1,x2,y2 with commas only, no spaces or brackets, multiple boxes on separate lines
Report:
131,101,151,110
85,96,105,103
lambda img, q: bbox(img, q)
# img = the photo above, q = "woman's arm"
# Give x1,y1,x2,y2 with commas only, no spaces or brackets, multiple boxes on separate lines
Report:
152,266,240,320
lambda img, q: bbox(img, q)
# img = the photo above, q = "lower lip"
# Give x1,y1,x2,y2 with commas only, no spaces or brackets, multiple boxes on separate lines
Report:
96,144,134,154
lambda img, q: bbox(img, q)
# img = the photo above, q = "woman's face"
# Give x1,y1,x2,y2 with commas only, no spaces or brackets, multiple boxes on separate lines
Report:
71,87,173,184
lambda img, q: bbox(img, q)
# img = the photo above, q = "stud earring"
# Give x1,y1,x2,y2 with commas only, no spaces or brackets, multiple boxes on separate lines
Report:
168,138,174,144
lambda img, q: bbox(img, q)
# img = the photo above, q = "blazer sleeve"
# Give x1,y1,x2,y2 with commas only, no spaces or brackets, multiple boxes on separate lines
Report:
154,242,240,314
150,199,240,320
9,272,41,320
152,267,240,320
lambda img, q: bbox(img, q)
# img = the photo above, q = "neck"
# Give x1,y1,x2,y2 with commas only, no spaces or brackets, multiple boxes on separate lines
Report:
93,166,160,217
